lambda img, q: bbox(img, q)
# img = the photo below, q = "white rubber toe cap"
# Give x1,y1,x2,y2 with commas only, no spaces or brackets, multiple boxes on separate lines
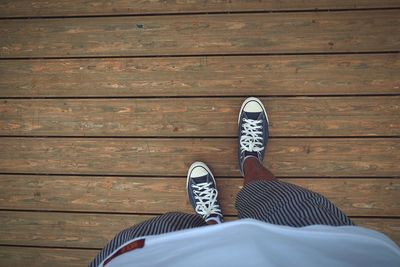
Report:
187,162,216,189
188,161,213,178
190,166,208,178
238,97,269,124
243,100,263,113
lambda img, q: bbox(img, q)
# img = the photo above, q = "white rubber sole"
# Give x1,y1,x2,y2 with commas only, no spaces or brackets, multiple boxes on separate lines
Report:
237,97,269,124
186,161,216,191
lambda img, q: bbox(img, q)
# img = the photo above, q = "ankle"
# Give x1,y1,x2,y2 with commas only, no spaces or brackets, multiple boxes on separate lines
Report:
243,156,261,175
243,157,276,185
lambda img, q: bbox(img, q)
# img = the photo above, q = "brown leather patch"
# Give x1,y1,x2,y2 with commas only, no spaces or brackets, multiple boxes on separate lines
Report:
104,239,145,266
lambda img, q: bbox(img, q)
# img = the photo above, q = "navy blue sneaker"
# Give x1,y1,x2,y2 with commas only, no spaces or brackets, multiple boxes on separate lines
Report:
238,97,269,176
187,162,223,223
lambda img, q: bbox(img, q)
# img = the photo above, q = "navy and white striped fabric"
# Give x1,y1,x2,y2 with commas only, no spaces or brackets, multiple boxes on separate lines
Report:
89,180,353,267
236,180,353,227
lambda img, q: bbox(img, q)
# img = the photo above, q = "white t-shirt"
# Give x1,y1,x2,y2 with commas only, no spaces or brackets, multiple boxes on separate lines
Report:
102,219,400,267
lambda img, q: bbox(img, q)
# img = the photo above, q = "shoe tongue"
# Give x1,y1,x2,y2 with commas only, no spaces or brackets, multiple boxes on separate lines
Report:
192,175,208,184
245,112,260,120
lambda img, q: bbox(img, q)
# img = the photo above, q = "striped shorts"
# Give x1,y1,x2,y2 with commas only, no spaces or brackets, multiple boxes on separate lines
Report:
89,180,353,267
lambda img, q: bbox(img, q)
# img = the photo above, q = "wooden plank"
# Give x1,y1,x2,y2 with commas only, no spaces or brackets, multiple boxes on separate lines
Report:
1,54,399,97
0,137,398,177
1,10,399,58
1,96,398,137
0,246,97,267
0,211,399,248
1,0,400,18
0,175,398,216
0,211,152,248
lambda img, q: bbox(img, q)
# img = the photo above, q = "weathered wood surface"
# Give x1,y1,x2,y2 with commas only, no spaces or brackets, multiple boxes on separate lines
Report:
0,246,97,267
1,10,399,58
0,211,398,248
1,0,400,17
0,211,153,248
0,175,398,216
0,138,398,177
1,55,399,97
1,97,398,137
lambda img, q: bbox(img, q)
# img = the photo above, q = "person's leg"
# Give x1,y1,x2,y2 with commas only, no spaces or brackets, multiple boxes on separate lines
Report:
89,212,206,267
236,168,354,227
236,97,353,227
242,156,276,185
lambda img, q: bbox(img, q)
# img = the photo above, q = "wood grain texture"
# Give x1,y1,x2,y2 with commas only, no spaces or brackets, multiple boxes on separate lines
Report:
0,175,398,216
1,10,399,58
0,211,399,248
1,0,400,17
1,97,399,137
1,54,399,97
0,211,152,248
0,137,398,177
0,246,97,267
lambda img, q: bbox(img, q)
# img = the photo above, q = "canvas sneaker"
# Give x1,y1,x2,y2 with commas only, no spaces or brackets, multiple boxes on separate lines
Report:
186,162,223,224
238,97,269,176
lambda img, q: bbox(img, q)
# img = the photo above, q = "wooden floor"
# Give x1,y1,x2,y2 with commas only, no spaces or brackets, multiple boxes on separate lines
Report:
0,1,400,266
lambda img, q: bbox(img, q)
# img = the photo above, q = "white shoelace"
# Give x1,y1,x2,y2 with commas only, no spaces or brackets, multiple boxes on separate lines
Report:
240,118,264,153
192,182,222,219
